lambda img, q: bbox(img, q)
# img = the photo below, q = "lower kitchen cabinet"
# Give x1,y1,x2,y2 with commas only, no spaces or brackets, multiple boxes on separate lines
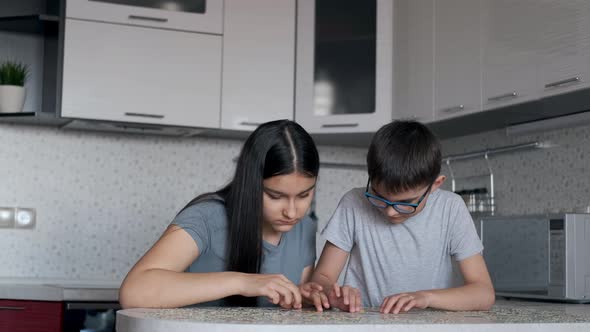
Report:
0,299,63,332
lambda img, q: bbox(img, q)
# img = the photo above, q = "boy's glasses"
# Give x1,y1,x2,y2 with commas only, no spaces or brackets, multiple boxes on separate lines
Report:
364,179,433,214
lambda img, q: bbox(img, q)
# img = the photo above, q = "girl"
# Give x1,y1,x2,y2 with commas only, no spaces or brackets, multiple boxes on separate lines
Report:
119,120,320,309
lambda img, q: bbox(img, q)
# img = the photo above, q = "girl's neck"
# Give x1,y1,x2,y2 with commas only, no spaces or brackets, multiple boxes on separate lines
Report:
261,223,282,246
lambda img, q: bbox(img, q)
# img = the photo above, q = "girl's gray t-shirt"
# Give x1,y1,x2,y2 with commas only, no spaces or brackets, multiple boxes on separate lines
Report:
171,199,317,307
322,188,483,307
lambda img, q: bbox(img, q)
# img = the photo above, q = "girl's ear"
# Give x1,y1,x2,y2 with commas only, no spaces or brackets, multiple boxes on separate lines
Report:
431,175,446,191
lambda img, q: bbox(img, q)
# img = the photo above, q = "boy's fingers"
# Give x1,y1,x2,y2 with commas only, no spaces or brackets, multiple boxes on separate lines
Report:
333,284,341,298
382,296,398,313
403,299,416,312
348,290,356,312
342,287,350,305
393,296,412,314
355,289,362,312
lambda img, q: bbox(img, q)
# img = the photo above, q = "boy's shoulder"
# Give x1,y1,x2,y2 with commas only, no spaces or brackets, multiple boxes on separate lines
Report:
337,187,370,209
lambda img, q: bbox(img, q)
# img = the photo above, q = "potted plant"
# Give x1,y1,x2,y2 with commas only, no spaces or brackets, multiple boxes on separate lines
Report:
0,60,30,113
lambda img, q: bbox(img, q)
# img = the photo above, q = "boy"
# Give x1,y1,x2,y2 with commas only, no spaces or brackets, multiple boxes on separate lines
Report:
301,120,495,313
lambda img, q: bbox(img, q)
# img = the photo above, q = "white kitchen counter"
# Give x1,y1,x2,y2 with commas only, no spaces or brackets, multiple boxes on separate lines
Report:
117,300,590,332
0,277,120,302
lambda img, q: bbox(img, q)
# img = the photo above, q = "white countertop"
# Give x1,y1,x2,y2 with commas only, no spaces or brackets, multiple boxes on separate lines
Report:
0,277,120,302
117,300,590,332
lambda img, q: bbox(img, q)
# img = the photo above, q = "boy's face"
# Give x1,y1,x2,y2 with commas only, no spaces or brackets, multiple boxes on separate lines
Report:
368,175,446,224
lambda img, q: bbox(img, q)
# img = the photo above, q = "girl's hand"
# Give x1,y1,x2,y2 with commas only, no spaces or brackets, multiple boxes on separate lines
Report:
239,273,302,309
327,284,362,313
299,282,330,312
380,291,431,314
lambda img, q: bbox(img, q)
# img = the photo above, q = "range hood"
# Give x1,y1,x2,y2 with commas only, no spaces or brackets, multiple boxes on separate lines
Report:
61,119,206,137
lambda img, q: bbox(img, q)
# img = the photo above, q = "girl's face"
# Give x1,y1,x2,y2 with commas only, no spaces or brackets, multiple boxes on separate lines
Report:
262,171,316,235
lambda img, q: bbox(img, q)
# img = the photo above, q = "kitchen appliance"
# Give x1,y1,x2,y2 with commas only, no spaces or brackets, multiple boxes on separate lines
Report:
477,213,590,303
63,301,120,332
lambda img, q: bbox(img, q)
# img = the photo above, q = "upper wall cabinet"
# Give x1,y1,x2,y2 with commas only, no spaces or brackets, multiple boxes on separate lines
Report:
61,19,222,128
394,0,434,123
65,0,223,34
536,0,590,98
221,0,295,130
295,0,394,133
481,0,540,110
433,0,482,121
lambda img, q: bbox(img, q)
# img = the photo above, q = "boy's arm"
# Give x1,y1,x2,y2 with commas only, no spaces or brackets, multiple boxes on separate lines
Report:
380,254,495,313
311,241,349,289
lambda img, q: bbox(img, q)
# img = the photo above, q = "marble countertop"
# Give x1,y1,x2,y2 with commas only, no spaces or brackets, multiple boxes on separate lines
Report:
0,277,120,302
117,300,590,332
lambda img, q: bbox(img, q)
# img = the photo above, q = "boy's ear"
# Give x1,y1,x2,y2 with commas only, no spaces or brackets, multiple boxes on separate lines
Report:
432,175,446,191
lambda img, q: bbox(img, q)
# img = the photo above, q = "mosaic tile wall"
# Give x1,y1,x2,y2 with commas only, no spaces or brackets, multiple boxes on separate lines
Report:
1,121,588,281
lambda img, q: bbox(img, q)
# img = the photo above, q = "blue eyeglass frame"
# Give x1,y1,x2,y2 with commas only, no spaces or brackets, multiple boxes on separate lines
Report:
364,178,433,214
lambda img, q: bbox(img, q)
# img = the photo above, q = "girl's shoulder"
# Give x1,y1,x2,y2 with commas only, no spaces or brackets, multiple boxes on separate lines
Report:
175,198,228,229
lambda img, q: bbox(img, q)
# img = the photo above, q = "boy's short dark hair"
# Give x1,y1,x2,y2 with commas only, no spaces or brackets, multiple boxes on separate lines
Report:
366,120,441,194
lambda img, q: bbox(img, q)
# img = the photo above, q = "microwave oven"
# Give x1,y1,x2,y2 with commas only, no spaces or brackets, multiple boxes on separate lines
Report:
477,213,590,303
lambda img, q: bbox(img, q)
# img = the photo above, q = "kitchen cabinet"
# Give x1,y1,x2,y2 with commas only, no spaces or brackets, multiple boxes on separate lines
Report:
481,0,540,110
221,0,296,130
433,0,482,121
0,299,63,332
394,0,434,123
295,0,394,133
61,19,222,128
536,0,590,98
66,0,223,34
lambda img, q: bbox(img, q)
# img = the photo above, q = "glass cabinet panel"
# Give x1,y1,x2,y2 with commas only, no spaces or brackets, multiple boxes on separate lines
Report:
313,0,376,116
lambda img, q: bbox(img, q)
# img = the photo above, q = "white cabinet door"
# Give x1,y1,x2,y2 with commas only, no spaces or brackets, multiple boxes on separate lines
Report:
434,0,482,121
481,0,540,110
295,0,393,133
61,19,222,128
537,0,590,97
66,0,223,34
221,0,295,130
394,0,434,123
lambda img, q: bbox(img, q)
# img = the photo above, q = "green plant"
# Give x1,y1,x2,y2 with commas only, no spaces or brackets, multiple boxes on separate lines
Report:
0,61,30,86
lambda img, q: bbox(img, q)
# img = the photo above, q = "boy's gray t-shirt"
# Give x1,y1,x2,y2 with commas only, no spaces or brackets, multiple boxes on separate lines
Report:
322,188,483,307
171,199,317,307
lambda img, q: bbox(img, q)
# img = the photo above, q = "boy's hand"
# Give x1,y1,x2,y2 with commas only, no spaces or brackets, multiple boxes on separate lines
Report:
380,291,431,314
328,284,362,313
300,282,330,312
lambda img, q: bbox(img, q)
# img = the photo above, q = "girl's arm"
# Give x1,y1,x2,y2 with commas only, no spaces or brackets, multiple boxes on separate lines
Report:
119,225,301,308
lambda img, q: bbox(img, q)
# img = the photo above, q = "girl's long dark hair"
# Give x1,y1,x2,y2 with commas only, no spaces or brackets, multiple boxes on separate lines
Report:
182,120,319,306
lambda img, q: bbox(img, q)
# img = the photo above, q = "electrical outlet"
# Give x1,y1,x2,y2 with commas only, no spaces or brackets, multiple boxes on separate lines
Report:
0,207,15,228
14,208,36,229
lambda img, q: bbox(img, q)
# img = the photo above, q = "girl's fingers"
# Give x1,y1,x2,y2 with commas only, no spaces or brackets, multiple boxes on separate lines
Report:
321,292,330,309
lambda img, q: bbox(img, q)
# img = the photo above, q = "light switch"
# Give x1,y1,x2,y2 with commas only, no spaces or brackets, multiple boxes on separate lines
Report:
15,208,35,229
0,207,15,228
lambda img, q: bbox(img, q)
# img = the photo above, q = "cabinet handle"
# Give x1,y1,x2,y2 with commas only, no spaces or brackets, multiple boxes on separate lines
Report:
128,15,168,23
239,121,262,126
124,112,165,119
544,77,580,89
440,105,465,114
0,306,25,310
321,123,359,128
487,92,518,102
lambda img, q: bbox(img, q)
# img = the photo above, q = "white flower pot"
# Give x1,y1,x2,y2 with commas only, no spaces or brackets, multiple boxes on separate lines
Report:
0,85,26,113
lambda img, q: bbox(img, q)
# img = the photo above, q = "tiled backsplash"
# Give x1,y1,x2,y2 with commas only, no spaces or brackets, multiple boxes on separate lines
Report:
1,122,588,281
